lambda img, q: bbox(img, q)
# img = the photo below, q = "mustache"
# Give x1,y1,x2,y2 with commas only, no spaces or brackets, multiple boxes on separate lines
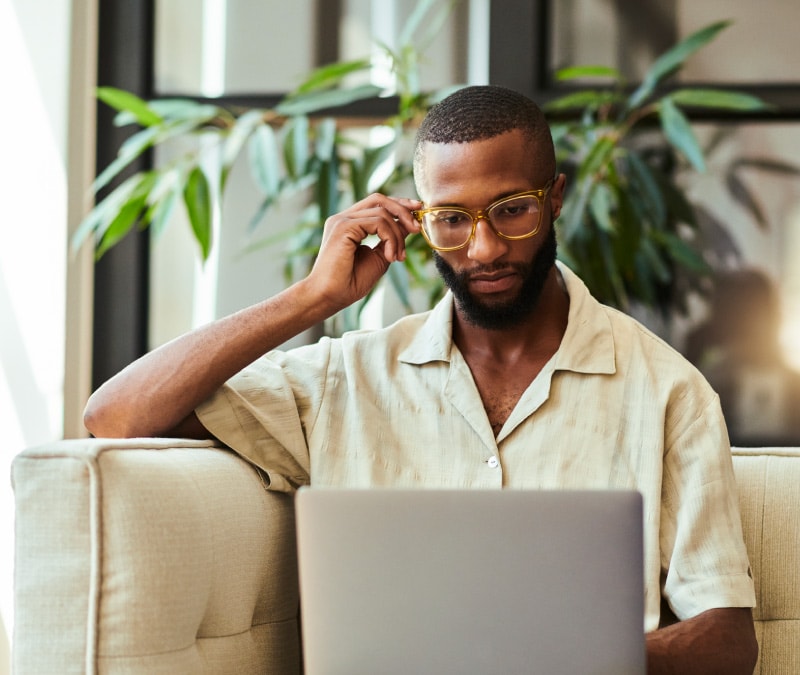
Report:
456,262,530,280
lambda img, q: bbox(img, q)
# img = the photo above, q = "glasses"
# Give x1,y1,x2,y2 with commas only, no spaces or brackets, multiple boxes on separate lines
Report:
413,180,553,252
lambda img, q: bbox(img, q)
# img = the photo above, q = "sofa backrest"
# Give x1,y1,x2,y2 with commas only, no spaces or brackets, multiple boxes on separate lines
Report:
732,446,800,675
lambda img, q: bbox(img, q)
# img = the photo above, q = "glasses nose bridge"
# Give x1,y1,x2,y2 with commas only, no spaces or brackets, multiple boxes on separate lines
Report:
470,207,493,229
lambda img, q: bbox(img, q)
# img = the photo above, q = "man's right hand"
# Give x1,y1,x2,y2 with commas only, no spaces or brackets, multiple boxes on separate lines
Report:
305,193,422,315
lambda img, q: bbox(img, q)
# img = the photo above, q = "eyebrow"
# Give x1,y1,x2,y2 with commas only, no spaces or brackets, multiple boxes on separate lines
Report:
429,188,533,209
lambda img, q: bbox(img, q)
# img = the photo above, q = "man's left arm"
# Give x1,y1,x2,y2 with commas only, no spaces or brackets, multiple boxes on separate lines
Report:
655,384,758,673
646,607,757,674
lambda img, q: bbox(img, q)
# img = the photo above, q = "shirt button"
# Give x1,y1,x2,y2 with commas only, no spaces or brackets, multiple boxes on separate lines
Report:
487,456,499,469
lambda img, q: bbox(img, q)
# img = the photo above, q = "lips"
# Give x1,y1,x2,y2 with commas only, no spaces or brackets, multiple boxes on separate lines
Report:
468,270,518,294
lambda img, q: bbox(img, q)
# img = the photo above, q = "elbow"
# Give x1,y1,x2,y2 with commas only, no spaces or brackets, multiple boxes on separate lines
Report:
83,390,130,438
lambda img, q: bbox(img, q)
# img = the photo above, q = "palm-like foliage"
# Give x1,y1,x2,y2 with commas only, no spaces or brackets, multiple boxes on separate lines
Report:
75,15,775,327
547,20,772,313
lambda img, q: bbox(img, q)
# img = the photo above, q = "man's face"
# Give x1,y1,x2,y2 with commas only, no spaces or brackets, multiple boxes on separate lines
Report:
416,129,565,330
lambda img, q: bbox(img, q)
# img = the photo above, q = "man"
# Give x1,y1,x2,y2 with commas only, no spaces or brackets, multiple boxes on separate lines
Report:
84,85,758,673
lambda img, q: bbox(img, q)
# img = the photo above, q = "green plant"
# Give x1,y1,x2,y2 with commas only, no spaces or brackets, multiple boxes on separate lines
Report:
74,0,458,331
76,13,775,326
545,20,772,314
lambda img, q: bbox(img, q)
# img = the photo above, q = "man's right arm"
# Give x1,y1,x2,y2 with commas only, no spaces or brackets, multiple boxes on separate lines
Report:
83,194,421,439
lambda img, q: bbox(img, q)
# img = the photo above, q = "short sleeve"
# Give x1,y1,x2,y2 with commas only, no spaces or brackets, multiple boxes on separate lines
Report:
195,340,334,492
660,392,756,619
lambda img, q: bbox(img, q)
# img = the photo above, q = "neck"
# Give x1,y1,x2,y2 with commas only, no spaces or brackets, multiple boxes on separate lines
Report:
452,267,569,364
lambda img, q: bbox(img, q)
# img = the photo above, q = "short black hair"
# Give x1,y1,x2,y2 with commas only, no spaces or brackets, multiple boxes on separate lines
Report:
413,85,555,193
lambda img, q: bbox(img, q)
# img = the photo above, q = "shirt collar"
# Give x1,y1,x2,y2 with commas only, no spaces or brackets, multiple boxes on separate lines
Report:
398,292,455,364
554,261,616,375
398,261,616,375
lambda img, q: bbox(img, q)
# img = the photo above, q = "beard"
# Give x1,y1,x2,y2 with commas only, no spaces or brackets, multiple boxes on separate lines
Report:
434,223,557,331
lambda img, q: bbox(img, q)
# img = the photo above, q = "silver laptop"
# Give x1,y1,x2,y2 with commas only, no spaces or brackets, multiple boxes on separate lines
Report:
296,489,645,675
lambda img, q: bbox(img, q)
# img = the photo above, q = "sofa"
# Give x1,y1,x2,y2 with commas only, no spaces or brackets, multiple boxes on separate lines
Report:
11,438,800,674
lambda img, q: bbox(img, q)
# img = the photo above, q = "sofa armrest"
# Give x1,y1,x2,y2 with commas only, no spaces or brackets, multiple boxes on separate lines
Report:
12,438,300,675
732,446,800,675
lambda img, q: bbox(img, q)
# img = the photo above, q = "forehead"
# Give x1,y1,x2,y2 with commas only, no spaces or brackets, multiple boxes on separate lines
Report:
415,129,550,204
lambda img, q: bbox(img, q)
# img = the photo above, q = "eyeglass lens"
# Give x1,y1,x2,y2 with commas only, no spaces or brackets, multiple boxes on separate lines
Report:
420,195,542,249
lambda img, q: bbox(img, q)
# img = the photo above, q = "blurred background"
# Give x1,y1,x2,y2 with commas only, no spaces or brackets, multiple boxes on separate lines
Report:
2,1,799,670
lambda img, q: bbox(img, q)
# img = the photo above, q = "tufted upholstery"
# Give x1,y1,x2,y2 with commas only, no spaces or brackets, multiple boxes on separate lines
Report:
732,447,800,674
11,440,800,674
12,439,300,674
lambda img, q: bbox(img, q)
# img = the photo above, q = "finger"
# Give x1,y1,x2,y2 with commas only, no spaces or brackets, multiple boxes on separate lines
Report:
323,206,404,263
351,203,416,260
355,194,421,235
376,196,423,234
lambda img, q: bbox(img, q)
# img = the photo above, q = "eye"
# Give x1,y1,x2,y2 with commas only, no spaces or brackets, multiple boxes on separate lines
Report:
494,198,536,219
433,210,470,227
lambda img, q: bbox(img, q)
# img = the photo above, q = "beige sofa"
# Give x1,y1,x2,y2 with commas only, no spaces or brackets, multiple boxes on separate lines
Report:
11,439,800,674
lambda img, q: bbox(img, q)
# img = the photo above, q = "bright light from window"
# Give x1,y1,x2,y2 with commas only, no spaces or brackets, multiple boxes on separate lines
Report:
0,0,70,657
780,203,800,372
780,318,800,372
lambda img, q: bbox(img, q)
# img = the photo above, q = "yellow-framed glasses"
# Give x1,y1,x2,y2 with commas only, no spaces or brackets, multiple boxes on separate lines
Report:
413,180,554,252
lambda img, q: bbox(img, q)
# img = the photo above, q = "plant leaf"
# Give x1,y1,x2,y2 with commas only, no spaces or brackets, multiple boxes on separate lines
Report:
555,65,622,81
628,20,731,109
275,84,383,116
558,178,593,241
398,0,439,45
146,185,181,239
578,135,616,181
316,156,340,222
246,194,279,234
72,173,146,251
92,125,160,192
284,116,310,179
248,123,281,196
412,0,460,55
668,87,771,112
97,86,163,126
659,98,705,172
544,90,623,112
149,99,221,123
95,172,158,257
183,167,213,260
626,152,666,228
640,237,672,284
314,118,338,162
650,166,697,227
295,58,372,94
588,182,615,232
386,262,412,312
656,231,710,273
220,109,266,189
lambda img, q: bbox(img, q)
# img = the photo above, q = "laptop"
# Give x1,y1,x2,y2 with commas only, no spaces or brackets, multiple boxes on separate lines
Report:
296,488,645,675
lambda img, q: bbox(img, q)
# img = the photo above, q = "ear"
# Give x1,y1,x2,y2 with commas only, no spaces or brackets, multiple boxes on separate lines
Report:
549,173,567,219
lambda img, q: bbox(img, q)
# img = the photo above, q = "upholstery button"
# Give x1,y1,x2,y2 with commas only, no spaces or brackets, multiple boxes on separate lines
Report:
487,456,499,469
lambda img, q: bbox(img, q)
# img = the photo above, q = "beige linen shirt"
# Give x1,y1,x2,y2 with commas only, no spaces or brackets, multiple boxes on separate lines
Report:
197,262,756,631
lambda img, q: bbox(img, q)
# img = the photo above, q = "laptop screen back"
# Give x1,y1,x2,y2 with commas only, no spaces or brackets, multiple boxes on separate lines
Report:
296,488,645,675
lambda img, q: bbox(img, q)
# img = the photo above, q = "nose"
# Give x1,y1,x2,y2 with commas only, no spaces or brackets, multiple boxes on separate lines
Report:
467,216,507,263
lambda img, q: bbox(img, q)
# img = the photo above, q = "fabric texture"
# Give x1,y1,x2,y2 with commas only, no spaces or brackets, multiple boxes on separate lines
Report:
12,439,300,675
732,447,800,674
197,262,755,632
